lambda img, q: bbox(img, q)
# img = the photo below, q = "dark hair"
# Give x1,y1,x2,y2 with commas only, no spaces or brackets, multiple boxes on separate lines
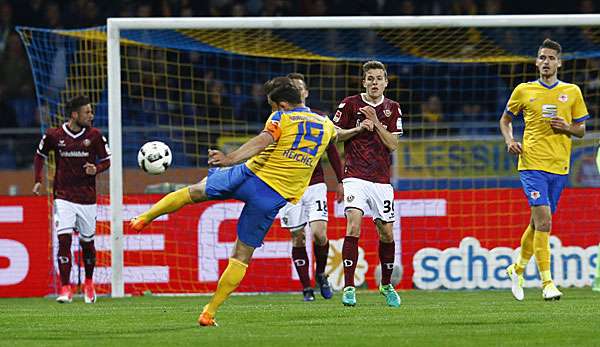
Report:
66,95,91,116
539,38,562,56
362,60,387,80
267,77,302,105
287,72,305,82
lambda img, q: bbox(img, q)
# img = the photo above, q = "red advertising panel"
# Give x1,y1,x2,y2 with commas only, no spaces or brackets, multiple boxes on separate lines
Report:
0,197,50,297
1,189,599,297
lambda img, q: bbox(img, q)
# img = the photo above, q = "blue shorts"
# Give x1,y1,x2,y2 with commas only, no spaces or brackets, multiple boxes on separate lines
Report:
519,170,568,214
205,164,287,248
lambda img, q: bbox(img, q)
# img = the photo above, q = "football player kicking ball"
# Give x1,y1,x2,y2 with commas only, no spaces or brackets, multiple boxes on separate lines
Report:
130,78,370,326
334,61,403,307
277,73,344,301
33,95,111,304
500,39,590,301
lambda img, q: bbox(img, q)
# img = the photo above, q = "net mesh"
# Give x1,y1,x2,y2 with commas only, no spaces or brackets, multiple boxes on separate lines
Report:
17,23,600,294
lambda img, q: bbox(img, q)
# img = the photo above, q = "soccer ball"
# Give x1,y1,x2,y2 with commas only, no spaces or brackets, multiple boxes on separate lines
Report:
137,141,172,175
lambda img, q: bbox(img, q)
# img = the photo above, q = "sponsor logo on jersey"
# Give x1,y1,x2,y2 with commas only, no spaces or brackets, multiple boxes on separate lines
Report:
58,140,66,147
59,150,89,158
558,94,568,103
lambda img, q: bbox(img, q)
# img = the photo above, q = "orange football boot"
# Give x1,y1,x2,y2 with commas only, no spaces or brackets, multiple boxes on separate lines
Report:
198,305,218,327
129,216,149,232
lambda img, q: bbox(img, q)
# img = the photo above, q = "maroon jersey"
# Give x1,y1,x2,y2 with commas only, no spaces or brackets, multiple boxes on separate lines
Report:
333,94,403,184
307,107,344,186
36,123,111,204
309,143,344,186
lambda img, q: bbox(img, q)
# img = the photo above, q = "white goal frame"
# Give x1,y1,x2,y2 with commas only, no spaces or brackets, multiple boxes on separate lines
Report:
107,14,600,297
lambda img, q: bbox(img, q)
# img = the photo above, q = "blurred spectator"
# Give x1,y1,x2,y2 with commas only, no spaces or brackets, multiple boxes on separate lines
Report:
579,0,595,14
421,95,444,123
300,0,328,16
452,0,477,15
203,80,234,121
231,2,248,16
241,83,270,123
483,0,501,15
44,1,63,29
0,85,17,129
0,1,13,56
0,33,34,99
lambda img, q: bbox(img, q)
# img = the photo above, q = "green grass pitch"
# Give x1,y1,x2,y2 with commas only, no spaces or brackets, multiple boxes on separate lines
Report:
1,288,599,346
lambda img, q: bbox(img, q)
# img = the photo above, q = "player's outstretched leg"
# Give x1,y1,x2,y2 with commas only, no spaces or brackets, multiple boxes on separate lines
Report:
506,264,524,301
130,187,194,231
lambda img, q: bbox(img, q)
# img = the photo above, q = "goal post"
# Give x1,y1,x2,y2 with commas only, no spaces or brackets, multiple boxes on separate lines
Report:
17,14,600,298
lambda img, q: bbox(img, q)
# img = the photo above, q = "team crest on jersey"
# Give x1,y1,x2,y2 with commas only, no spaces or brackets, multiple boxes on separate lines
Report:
83,139,91,147
346,195,355,202
333,110,342,122
558,94,568,103
383,109,391,117
282,217,288,225
530,191,541,200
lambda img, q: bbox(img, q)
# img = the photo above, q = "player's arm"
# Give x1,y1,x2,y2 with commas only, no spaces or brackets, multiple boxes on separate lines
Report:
33,131,54,195
332,99,373,142
335,121,373,142
85,134,112,176
499,112,522,154
209,132,274,166
359,106,399,151
326,143,344,202
209,115,280,167
500,86,523,155
549,117,586,138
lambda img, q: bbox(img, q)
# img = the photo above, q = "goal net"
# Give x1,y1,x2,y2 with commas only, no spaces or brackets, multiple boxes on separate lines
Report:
17,15,600,297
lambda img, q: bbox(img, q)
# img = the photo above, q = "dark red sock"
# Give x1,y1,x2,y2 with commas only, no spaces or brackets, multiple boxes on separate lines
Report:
57,234,72,286
379,241,396,285
342,236,359,288
79,240,96,280
292,246,311,288
313,241,329,275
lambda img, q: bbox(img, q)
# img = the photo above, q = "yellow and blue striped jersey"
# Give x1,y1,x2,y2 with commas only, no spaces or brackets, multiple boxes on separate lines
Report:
505,80,590,174
245,107,336,203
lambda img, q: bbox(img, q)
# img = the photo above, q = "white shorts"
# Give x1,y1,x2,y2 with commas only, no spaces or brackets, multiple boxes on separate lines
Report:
343,178,395,223
280,183,328,231
53,199,97,241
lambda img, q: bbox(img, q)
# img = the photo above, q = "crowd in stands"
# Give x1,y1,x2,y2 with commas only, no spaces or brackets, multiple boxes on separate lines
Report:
0,0,598,169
